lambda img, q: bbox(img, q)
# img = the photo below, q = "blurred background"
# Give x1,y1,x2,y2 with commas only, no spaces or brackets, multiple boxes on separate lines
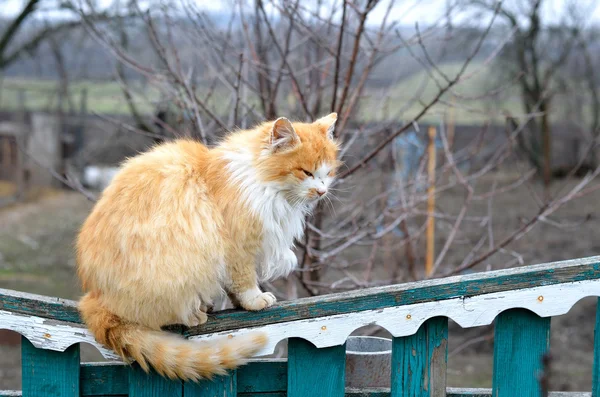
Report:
0,0,599,391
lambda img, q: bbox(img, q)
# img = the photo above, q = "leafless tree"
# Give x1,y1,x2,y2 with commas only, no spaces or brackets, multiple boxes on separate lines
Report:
0,0,127,71
460,0,598,189
54,0,600,299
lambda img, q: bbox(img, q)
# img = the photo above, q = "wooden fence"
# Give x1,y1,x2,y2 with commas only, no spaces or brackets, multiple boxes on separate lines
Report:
1,256,600,396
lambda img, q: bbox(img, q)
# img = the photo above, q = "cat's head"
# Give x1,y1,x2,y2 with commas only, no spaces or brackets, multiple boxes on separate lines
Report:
257,113,341,203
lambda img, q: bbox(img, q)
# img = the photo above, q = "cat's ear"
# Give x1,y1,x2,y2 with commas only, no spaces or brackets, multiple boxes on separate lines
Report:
314,112,337,140
270,117,300,152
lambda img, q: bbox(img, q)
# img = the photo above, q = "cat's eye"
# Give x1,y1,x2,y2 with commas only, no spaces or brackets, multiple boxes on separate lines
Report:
302,169,314,178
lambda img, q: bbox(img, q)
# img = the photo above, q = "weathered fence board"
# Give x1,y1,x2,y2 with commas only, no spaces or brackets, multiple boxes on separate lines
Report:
0,388,593,396
492,309,551,397
184,372,237,397
0,288,80,323
1,256,599,397
190,257,600,335
390,317,448,397
128,365,182,397
76,361,287,396
287,338,346,397
237,360,287,393
81,363,128,396
594,297,600,397
21,336,80,397
1,256,599,332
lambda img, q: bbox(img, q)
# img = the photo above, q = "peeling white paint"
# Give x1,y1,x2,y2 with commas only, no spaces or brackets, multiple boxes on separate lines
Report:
0,310,120,360
1,278,599,359
190,278,600,356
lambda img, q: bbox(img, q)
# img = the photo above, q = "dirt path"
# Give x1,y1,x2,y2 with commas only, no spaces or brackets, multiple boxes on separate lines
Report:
0,191,93,299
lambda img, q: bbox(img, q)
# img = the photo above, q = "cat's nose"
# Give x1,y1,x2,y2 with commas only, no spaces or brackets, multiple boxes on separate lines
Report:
316,188,327,196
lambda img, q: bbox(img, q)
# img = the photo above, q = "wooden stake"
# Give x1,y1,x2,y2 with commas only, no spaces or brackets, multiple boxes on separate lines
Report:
426,126,437,277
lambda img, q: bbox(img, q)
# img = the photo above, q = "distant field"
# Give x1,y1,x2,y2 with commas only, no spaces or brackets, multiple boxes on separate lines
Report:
359,61,524,125
0,78,159,115
0,62,589,126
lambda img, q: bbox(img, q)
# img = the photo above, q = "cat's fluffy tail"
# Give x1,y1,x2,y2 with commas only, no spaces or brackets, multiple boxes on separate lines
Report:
79,292,267,381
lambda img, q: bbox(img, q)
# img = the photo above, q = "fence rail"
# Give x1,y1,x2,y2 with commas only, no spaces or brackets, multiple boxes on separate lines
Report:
1,256,600,396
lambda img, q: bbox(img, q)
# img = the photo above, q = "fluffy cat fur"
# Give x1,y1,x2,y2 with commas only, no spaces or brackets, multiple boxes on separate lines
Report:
76,113,340,381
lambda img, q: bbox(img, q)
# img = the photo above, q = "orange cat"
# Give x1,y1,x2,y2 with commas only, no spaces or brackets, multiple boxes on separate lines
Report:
76,113,339,381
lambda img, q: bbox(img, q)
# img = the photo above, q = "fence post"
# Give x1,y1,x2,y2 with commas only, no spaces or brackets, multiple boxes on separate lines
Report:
492,309,550,397
184,372,237,397
129,364,182,397
390,317,448,397
21,336,80,397
288,338,346,397
593,298,600,397
425,126,437,277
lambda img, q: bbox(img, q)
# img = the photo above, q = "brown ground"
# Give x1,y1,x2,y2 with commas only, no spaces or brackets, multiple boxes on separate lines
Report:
0,169,598,391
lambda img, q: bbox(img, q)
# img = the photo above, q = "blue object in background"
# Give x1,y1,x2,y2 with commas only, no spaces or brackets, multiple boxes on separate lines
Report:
378,128,443,237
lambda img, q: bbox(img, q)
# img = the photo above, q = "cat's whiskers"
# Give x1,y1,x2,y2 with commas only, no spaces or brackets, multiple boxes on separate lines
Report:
326,191,343,204
323,194,337,216
328,186,352,193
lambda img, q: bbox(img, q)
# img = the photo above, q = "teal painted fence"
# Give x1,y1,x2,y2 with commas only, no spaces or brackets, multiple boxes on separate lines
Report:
1,256,600,397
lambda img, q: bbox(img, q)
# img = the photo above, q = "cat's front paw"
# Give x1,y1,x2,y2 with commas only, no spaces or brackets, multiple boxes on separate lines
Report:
181,299,209,327
239,290,277,311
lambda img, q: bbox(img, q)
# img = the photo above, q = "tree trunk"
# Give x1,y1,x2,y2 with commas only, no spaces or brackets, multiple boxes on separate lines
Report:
540,100,552,190
302,208,324,295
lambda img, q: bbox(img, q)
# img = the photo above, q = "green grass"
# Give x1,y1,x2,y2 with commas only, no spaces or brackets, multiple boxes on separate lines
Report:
359,61,524,125
0,77,261,117
0,78,159,115
1,61,594,126
360,61,598,126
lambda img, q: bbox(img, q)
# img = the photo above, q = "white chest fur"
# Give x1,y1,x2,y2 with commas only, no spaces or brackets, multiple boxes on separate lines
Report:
223,150,310,281
256,195,307,281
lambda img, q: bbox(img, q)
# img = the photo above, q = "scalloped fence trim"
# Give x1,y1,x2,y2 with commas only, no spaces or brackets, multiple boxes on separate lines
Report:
190,278,600,355
0,310,120,360
0,256,598,357
187,256,600,336
4,256,600,333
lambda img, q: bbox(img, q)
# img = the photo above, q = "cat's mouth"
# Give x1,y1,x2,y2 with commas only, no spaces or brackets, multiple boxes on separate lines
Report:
306,188,328,201
307,193,325,201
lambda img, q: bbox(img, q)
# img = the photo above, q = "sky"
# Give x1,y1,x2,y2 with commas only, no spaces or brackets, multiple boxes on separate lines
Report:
1,0,599,26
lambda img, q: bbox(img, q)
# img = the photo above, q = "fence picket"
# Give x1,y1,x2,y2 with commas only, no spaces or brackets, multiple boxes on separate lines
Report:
593,298,600,397
21,337,80,397
390,317,449,397
184,372,236,397
492,309,551,397
288,338,346,397
128,364,182,397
